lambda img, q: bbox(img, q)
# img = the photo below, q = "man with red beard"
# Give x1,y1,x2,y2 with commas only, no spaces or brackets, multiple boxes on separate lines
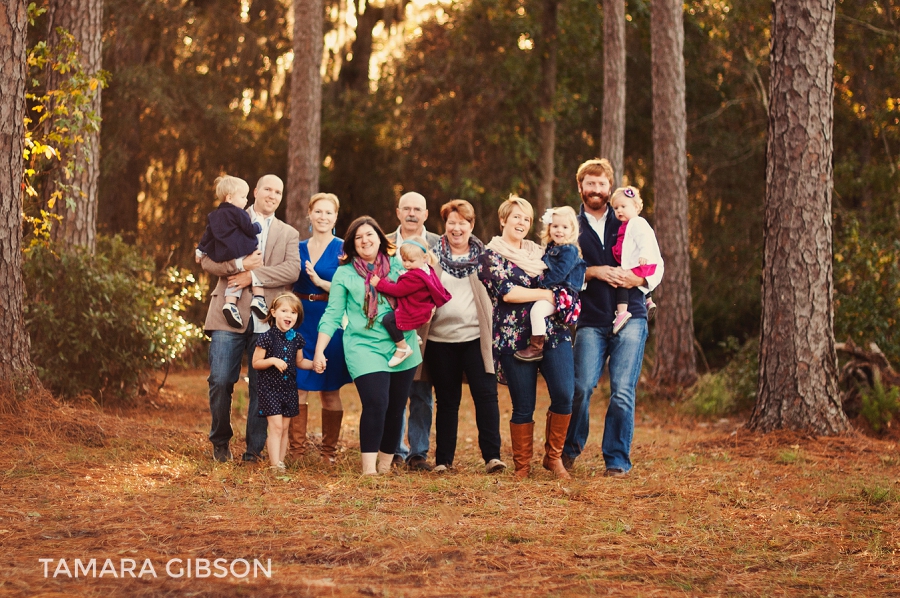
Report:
562,159,664,476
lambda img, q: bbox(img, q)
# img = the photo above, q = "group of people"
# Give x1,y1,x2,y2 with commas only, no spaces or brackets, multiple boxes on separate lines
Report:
198,158,663,478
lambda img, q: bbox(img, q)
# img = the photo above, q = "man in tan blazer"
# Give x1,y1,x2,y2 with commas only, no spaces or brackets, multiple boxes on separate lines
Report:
201,174,301,463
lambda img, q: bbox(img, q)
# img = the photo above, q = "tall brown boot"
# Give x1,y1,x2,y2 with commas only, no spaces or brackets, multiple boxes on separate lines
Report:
509,421,535,479
514,336,545,362
542,411,572,479
320,409,343,466
286,404,309,464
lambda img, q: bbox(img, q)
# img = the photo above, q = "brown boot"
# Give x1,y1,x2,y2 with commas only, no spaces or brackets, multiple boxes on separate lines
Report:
514,336,545,362
542,411,572,479
320,409,343,466
285,404,308,464
509,421,535,479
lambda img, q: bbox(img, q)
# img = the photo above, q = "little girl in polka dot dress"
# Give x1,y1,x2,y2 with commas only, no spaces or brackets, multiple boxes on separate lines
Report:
252,293,315,471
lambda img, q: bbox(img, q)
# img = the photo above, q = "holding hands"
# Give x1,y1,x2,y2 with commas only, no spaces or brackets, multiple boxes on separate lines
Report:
313,350,327,374
587,265,644,289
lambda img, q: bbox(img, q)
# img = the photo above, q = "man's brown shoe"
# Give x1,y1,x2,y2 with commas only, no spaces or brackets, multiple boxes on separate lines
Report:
407,456,433,472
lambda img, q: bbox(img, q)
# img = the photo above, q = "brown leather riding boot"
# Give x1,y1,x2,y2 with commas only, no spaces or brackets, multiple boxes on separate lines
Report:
320,409,343,466
542,411,572,479
286,404,309,464
509,421,535,479
514,336,545,362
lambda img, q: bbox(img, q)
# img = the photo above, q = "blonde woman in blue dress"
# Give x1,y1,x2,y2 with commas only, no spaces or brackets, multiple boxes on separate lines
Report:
287,193,352,466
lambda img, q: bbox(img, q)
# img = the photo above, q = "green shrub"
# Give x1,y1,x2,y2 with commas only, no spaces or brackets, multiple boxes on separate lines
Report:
687,337,759,416
23,236,205,401
834,217,900,365
859,378,900,433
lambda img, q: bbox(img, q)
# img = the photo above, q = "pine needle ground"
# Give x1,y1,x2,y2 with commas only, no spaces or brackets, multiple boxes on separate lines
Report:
1,371,898,596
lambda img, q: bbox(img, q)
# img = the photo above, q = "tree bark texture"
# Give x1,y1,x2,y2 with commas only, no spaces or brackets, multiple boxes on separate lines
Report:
535,0,559,218
45,0,103,252
650,0,696,388
749,0,848,434
600,0,625,187
287,0,324,236
0,0,34,376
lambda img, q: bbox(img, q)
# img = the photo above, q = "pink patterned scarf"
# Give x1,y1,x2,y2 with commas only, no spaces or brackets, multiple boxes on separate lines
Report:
352,253,395,328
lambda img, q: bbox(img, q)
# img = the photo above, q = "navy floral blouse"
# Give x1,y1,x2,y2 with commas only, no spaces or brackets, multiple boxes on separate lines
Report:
478,249,578,380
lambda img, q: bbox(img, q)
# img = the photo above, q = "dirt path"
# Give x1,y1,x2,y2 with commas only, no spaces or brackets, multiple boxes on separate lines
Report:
1,370,898,596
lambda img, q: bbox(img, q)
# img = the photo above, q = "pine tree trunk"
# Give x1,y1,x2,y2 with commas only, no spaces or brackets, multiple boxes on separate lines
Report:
0,0,35,377
749,0,848,434
287,0,324,236
535,0,559,218
45,0,103,253
600,0,625,187
650,0,697,388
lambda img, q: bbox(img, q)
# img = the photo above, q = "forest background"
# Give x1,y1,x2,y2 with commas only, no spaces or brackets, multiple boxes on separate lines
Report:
17,0,900,403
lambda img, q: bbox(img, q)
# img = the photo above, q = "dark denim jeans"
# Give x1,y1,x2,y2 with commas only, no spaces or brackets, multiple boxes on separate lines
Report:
207,328,267,460
564,319,648,472
355,368,418,453
425,339,501,466
394,380,434,461
499,340,574,425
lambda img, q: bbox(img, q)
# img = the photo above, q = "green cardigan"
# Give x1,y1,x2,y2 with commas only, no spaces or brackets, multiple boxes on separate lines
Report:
317,257,423,379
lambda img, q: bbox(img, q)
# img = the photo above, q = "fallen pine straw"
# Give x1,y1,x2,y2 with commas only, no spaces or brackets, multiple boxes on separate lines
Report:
1,370,898,597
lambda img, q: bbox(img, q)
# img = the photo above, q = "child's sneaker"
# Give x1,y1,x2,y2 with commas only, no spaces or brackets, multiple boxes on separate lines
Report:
388,346,413,367
250,295,268,319
612,311,632,335
223,303,243,328
645,297,657,321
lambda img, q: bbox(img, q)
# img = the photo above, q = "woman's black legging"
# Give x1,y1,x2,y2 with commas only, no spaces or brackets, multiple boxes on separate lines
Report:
353,367,417,453
425,338,501,466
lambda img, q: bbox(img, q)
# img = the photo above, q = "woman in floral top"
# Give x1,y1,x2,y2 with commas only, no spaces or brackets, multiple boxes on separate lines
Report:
478,196,576,480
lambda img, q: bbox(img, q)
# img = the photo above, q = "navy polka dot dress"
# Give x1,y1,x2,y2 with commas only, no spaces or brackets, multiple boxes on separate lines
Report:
255,327,304,418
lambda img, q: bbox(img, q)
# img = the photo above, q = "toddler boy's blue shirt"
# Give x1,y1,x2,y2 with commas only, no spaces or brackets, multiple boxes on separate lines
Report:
197,202,262,263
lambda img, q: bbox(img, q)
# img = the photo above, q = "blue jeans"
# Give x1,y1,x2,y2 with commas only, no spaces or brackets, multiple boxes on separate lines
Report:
394,380,433,461
207,328,267,460
564,319,648,472
499,340,574,424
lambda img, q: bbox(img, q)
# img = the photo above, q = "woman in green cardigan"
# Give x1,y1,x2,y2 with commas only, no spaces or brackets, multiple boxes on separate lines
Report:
312,216,422,475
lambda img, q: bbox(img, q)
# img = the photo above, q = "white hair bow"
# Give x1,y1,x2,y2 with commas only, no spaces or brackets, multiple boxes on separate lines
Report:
541,208,556,225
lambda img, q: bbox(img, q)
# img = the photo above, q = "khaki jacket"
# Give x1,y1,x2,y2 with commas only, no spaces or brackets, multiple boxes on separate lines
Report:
201,217,301,332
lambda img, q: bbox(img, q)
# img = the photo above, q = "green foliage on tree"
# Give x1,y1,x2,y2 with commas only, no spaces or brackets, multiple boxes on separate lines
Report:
98,0,291,265
23,3,107,245
84,0,899,367
834,217,900,364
